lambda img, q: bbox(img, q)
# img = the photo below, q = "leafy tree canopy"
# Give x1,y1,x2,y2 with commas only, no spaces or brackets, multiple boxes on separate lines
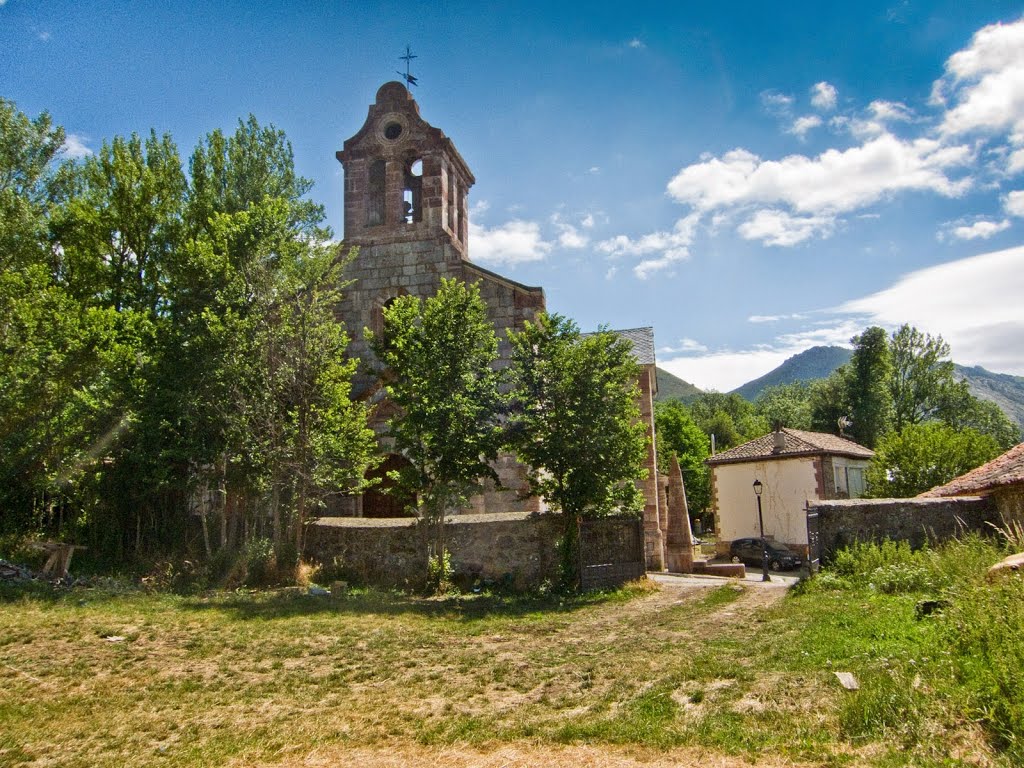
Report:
654,399,711,516
371,278,502,523
865,423,1002,498
507,314,647,586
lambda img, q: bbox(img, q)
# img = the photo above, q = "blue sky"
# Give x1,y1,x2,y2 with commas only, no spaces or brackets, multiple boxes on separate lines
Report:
3,1,1023,390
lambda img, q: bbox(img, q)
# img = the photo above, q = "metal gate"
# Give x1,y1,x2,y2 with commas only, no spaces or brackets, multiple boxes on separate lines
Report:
579,516,646,590
806,504,821,573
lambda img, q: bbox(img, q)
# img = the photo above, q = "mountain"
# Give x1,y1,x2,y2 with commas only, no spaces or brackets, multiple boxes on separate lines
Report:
729,346,1024,435
655,367,703,402
955,365,1024,433
731,346,852,401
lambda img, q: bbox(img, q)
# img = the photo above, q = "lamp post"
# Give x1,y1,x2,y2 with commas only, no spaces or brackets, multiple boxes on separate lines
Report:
753,479,770,582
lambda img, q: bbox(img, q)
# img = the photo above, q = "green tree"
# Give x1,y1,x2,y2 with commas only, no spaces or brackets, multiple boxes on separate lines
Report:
370,278,503,587
889,324,957,431
507,314,647,588
654,399,711,521
936,383,1021,450
689,392,768,451
809,367,853,436
865,423,1002,498
847,327,893,448
754,382,813,430
0,99,121,539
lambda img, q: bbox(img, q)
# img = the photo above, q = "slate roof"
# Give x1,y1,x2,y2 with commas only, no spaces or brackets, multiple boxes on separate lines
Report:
610,327,656,365
919,442,1024,498
706,428,874,465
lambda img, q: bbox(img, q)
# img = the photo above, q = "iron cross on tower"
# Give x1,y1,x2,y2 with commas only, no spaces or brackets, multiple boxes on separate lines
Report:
397,45,418,90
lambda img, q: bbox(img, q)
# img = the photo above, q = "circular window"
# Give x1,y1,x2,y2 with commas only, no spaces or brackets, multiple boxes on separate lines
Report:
383,122,403,140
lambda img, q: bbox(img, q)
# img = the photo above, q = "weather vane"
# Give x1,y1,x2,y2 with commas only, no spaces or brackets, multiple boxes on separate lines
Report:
397,45,418,90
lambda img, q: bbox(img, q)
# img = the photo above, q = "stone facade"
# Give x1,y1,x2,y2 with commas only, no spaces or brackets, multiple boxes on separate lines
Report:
331,83,663,545
334,83,546,515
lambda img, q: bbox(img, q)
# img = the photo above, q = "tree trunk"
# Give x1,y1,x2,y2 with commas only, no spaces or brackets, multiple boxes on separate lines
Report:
559,513,582,591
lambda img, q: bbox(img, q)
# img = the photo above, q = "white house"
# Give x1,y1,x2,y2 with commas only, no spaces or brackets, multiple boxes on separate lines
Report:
707,427,873,557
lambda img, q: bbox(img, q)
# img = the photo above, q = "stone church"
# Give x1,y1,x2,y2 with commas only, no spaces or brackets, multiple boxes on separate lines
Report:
330,82,669,570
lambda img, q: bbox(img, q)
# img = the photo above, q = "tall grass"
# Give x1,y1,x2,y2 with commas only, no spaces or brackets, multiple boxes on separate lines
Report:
807,533,1024,762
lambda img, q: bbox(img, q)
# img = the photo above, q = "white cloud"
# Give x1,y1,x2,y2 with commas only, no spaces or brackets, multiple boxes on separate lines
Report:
1009,149,1024,174
869,100,914,123
658,338,708,354
788,115,822,139
596,214,700,278
946,218,1011,240
760,90,794,114
738,209,835,246
588,166,601,175
61,134,93,159
1004,190,1024,217
840,245,1024,375
810,81,838,111
934,19,1024,138
667,135,973,217
748,313,808,323
551,212,598,249
468,219,551,265
659,349,791,393
628,38,646,50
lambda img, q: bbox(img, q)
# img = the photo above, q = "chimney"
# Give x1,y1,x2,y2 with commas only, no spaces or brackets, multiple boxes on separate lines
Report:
772,426,786,454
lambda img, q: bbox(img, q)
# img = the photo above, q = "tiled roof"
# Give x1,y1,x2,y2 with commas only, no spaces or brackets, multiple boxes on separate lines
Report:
707,428,874,465
610,327,656,365
919,441,1024,498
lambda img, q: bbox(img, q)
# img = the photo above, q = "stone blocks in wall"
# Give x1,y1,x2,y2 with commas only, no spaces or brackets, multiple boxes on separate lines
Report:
808,496,996,561
306,512,640,590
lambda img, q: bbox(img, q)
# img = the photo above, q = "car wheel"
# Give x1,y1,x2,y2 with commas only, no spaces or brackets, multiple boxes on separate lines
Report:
731,555,741,564
770,559,782,571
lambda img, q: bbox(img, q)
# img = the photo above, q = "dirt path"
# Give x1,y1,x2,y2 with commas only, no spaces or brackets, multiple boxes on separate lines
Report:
261,582,805,768
261,742,818,767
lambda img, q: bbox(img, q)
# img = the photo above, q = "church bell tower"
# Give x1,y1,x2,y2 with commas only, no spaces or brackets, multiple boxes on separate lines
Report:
337,81,474,256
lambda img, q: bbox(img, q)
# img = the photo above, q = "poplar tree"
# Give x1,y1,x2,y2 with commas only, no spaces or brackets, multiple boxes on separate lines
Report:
370,278,502,587
506,313,646,588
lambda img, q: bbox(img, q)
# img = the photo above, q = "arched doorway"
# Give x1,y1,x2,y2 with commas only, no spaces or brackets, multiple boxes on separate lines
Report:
362,454,417,518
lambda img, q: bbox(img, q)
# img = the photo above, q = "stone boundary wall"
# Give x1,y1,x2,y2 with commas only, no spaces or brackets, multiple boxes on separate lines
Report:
305,512,641,590
808,496,996,561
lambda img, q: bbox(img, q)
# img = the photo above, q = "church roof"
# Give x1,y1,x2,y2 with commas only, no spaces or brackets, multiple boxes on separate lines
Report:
612,327,656,365
707,428,874,465
919,441,1024,498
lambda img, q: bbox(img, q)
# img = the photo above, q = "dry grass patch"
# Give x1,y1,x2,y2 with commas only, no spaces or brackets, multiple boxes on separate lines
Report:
0,574,1008,768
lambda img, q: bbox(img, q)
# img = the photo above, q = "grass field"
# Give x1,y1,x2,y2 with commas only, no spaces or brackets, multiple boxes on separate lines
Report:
1,536,1020,767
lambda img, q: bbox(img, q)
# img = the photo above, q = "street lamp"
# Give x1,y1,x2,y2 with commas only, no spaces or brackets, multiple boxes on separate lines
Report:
752,479,770,582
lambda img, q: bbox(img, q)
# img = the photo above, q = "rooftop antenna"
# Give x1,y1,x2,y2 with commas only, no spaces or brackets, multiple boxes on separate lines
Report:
397,45,418,90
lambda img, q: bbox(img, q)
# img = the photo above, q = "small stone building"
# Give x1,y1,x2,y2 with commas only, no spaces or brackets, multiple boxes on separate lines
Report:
707,428,873,556
329,82,663,560
919,441,1024,522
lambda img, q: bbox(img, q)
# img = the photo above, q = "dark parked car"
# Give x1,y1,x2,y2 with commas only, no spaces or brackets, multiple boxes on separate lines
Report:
729,538,803,571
